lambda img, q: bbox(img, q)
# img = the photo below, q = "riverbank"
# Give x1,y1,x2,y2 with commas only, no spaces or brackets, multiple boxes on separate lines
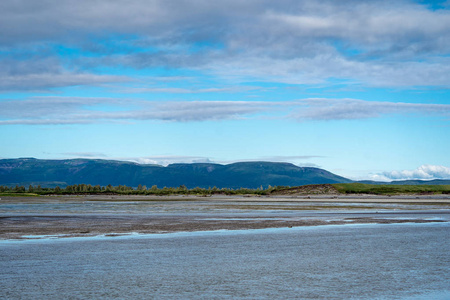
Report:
2,193,450,202
1,195,449,240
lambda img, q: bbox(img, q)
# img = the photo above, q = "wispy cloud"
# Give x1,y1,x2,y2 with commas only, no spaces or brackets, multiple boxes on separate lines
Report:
112,155,320,166
119,86,260,94
122,156,214,166
62,152,108,158
259,155,323,161
0,73,129,92
291,98,450,121
0,57,129,91
1,97,449,125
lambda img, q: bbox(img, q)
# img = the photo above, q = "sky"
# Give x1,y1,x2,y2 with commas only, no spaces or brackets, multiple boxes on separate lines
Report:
1,0,450,181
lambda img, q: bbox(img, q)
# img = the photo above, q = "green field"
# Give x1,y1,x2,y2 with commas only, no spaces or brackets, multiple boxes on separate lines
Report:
332,183,450,195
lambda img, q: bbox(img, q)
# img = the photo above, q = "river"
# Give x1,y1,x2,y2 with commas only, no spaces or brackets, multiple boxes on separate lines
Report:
1,222,449,299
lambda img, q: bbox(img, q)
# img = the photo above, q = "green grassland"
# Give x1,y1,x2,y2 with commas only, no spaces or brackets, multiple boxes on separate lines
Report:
332,183,450,195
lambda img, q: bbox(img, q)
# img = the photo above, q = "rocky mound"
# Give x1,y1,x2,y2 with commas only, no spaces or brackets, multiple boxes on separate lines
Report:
270,184,340,195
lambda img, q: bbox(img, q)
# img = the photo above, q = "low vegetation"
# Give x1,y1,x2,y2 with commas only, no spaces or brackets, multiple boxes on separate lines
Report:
0,184,272,196
333,183,450,195
0,183,449,197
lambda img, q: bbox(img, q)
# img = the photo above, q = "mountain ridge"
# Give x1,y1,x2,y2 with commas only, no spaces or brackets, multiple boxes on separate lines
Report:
0,158,351,189
2,158,449,188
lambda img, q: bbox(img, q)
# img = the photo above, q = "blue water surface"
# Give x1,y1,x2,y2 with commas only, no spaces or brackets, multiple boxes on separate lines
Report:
1,223,449,299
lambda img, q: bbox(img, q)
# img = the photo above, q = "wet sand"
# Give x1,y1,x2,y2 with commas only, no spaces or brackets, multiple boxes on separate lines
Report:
1,194,449,240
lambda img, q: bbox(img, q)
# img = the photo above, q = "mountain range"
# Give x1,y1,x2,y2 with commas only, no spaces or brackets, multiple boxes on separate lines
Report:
0,158,351,189
1,158,448,189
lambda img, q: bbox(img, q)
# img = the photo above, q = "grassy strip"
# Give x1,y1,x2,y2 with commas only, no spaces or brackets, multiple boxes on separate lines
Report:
0,192,40,197
1,183,450,197
332,183,450,195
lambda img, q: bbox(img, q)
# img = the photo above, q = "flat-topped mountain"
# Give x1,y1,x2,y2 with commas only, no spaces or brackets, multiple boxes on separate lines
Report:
0,158,352,189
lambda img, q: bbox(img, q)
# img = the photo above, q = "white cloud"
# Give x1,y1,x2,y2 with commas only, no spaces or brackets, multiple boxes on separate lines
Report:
61,152,108,158
123,156,214,166
0,73,128,91
0,57,129,91
1,1,450,88
121,155,320,166
119,86,259,94
291,98,450,121
382,165,450,180
1,97,449,125
4,1,450,53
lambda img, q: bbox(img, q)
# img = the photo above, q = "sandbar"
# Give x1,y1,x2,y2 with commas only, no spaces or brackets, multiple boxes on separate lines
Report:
1,194,449,240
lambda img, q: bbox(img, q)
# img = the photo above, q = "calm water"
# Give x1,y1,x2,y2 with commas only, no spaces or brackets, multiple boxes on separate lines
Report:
1,223,449,299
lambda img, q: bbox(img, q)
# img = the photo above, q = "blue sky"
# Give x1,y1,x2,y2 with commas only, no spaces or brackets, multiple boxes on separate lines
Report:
1,0,450,180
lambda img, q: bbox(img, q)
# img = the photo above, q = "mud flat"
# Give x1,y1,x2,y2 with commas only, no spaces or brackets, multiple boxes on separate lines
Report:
1,194,449,240
2,193,450,202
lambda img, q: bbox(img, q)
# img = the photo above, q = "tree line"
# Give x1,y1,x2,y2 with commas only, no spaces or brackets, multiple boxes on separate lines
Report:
2,183,449,196
0,184,283,196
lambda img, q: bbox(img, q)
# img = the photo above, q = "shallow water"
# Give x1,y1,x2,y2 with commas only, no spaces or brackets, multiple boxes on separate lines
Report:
2,199,448,216
1,223,449,299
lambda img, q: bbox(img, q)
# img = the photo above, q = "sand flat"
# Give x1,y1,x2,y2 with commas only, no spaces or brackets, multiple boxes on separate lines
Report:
1,194,449,240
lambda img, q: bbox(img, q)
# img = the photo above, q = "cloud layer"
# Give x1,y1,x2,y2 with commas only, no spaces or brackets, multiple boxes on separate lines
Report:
1,97,449,125
1,1,450,89
112,155,320,167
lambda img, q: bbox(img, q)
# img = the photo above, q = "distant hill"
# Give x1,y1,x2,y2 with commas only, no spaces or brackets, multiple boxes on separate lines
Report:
357,179,450,185
0,158,352,189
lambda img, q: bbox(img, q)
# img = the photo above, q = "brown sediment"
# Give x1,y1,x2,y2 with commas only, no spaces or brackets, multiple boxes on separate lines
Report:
1,194,448,240
0,214,446,240
1,194,450,203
